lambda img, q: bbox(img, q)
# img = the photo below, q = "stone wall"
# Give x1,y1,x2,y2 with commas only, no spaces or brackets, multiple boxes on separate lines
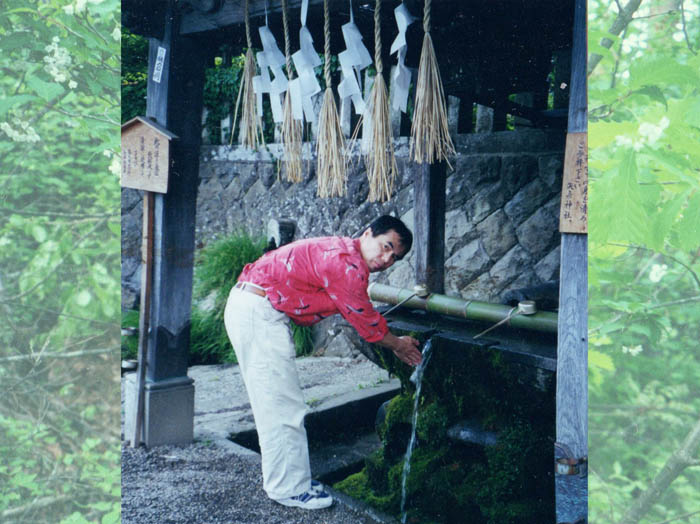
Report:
122,129,565,318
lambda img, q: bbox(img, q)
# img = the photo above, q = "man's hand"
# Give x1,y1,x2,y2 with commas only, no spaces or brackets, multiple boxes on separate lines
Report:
378,332,422,367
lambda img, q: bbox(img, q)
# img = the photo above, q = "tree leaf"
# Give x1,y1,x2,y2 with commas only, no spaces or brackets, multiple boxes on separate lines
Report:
632,86,667,110
31,225,47,243
25,75,65,101
675,192,700,252
630,57,700,91
0,94,39,117
590,349,615,372
609,151,649,245
75,290,92,306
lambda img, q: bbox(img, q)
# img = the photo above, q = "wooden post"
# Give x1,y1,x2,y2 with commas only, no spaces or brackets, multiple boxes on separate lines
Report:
555,0,587,521
138,0,207,446
413,162,446,294
133,192,154,447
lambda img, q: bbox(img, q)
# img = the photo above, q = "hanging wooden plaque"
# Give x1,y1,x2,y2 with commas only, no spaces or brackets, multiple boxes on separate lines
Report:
559,132,587,233
120,116,178,194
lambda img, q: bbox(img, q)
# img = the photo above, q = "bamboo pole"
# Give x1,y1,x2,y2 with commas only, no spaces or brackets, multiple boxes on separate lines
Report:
368,283,558,333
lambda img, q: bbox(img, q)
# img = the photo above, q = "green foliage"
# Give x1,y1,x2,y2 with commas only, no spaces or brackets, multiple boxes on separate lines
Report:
194,233,266,301
121,28,147,123
0,1,120,522
121,309,139,360
291,321,314,357
191,233,265,365
189,308,237,365
589,2,700,522
202,53,245,144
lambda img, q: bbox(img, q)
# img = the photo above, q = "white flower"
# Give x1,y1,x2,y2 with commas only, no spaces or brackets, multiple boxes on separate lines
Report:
109,156,121,177
639,117,669,145
68,80,77,89
111,26,121,41
0,121,40,142
649,263,668,283
622,345,643,356
614,135,643,151
103,149,113,158
63,5,74,14
75,0,88,13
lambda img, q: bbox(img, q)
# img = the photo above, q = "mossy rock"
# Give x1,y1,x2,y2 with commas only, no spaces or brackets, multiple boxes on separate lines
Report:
333,469,398,514
416,401,449,446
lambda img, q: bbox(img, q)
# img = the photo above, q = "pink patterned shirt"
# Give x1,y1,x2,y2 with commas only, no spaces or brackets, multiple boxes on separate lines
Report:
238,236,389,343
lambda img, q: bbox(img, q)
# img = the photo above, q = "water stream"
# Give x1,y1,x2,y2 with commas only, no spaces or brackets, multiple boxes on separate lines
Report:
400,337,435,524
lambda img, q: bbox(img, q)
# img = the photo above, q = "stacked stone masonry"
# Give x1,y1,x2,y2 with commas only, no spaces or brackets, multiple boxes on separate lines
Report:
122,129,565,328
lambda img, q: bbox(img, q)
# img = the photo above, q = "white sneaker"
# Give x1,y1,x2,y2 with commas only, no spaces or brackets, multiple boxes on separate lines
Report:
310,479,324,494
274,489,333,509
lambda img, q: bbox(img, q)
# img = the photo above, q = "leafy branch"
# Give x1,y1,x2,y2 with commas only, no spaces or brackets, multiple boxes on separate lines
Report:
617,415,700,524
588,0,643,76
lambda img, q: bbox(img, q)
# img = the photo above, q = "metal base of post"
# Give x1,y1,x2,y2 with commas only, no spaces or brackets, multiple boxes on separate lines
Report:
125,373,195,447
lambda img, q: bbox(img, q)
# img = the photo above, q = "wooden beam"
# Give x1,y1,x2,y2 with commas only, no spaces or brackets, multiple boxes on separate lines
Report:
555,0,587,521
180,0,340,35
413,162,446,294
145,16,207,383
141,2,205,380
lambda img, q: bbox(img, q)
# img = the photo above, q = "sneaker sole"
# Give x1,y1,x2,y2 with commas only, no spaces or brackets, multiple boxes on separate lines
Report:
274,497,333,510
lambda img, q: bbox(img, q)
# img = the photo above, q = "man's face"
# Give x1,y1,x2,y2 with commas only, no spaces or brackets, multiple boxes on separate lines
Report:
359,228,407,273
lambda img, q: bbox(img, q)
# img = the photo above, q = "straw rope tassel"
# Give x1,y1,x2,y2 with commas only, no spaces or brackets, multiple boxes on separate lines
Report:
230,0,265,149
409,0,454,165
281,0,303,182
364,0,397,202
316,0,347,198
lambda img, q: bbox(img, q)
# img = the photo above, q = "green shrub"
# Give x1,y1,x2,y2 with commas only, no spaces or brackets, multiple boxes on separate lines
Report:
121,309,139,360
194,233,266,301
292,321,314,357
190,233,266,365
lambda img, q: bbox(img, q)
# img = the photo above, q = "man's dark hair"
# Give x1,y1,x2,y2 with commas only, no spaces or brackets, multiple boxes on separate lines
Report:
368,215,413,256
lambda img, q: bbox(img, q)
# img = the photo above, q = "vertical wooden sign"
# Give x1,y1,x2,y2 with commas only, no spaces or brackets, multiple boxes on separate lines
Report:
559,131,587,233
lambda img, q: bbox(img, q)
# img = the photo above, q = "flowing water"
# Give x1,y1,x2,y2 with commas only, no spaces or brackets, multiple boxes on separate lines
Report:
400,338,435,524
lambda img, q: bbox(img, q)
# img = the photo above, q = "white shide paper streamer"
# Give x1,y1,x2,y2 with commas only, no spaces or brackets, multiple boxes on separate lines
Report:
291,0,321,123
390,3,415,113
338,1,372,116
254,24,288,123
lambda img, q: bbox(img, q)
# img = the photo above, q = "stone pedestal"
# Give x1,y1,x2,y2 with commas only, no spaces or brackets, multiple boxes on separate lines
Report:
124,373,195,447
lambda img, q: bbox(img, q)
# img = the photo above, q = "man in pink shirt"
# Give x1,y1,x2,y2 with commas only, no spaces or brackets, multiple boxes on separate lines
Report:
224,215,421,510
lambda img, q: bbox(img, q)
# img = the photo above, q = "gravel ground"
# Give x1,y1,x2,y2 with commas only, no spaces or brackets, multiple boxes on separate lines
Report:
121,441,379,524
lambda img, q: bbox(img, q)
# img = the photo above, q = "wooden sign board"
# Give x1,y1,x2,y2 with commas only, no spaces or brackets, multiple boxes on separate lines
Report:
559,132,587,233
121,116,178,194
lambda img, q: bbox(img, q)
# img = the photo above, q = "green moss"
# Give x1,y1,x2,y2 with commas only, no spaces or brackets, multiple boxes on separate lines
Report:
416,401,449,445
333,469,397,514
336,335,555,524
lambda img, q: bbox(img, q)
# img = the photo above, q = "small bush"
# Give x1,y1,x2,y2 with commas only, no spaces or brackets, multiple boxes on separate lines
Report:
292,321,314,357
191,233,266,365
121,309,139,360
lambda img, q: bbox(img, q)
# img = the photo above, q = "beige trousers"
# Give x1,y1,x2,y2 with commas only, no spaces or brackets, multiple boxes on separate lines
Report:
223,286,311,499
